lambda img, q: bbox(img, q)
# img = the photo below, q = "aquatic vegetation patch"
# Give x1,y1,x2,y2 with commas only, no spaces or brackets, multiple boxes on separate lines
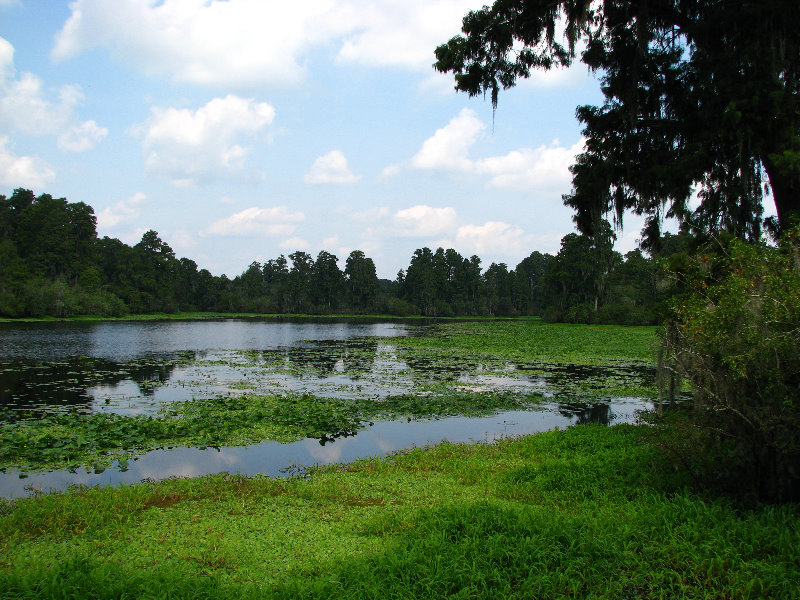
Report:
390,320,661,364
0,390,544,472
0,320,664,475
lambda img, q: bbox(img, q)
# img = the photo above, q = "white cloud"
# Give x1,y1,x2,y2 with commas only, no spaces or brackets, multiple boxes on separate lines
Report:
0,36,106,152
394,205,457,237
0,136,55,188
135,95,275,186
204,206,304,237
52,0,340,88
410,108,485,171
475,139,584,191
455,221,527,255
521,61,594,89
322,235,340,250
304,150,360,184
0,36,13,80
52,0,485,88
57,119,108,152
280,236,309,250
398,109,583,193
380,164,402,179
167,229,197,251
0,72,76,135
96,192,147,230
335,0,484,70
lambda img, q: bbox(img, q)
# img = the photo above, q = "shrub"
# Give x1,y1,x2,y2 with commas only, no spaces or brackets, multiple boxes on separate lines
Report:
658,230,800,502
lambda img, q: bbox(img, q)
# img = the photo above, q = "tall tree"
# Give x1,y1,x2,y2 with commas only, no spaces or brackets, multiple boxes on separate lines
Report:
403,247,438,316
344,250,378,312
288,251,314,313
311,251,344,310
435,0,800,242
263,255,290,311
512,251,552,315
483,262,513,316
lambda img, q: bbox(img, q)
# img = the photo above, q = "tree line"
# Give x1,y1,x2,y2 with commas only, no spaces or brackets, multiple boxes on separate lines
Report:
0,188,682,322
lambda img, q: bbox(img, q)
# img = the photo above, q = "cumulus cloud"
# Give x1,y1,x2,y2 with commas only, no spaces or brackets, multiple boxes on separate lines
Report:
96,192,147,230
394,205,457,237
0,36,106,151
280,236,310,250
204,206,304,237
135,95,275,186
0,136,55,188
58,120,108,152
335,1,484,69
411,108,485,171
475,139,585,191
0,36,13,80
52,0,485,88
396,108,583,193
304,150,360,184
455,221,527,255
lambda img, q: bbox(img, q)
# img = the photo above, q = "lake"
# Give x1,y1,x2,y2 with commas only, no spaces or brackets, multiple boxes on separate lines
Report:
0,319,655,498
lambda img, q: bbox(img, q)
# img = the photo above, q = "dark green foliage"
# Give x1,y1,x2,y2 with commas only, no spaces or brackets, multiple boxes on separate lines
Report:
657,230,800,502
344,250,379,312
1,188,668,323
434,0,800,244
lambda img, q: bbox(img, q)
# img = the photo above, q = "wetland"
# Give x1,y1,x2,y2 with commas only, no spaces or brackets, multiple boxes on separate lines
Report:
0,318,662,498
2,318,796,600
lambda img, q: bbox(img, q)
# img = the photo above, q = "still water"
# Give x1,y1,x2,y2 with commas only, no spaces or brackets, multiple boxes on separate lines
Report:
0,319,651,499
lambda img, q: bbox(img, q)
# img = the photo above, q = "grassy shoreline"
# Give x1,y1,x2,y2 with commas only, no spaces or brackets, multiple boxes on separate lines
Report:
2,424,798,599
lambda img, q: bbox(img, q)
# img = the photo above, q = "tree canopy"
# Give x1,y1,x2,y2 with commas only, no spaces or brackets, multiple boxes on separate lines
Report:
434,0,800,246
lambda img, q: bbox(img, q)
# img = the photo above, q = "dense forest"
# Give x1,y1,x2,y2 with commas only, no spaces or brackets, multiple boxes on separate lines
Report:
0,188,683,323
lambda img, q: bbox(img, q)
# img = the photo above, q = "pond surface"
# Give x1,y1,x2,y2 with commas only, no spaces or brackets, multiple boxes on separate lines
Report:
0,319,656,499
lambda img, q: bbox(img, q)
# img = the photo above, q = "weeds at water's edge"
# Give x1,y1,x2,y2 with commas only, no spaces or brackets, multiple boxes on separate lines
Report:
1,425,798,600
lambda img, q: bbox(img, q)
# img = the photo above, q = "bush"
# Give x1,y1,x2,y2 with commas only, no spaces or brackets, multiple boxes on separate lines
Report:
658,230,800,502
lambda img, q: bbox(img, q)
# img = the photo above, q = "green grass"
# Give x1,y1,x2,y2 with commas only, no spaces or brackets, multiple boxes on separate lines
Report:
1,425,797,599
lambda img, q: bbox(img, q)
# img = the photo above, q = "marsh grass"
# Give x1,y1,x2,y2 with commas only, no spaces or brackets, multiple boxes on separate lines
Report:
1,425,797,599
393,320,661,364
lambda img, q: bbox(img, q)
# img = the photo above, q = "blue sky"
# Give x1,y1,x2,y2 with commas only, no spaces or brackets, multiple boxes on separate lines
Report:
0,0,654,279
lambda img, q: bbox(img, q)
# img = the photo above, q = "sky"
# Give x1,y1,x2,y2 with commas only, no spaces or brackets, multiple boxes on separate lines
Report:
0,0,655,279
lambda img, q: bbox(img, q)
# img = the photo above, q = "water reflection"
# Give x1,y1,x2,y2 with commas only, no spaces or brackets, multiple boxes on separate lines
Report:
0,401,650,499
0,319,660,499
0,321,406,418
558,402,613,425
0,320,407,362
0,355,189,418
